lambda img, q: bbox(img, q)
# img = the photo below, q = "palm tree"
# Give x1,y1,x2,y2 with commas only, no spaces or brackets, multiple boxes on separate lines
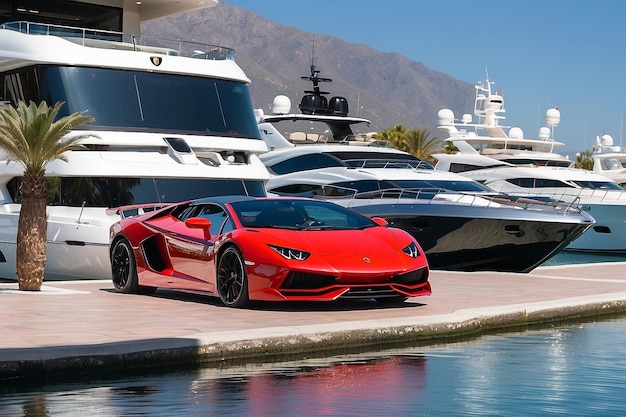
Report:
401,128,443,164
374,125,407,149
0,101,94,290
575,150,593,170
444,140,459,154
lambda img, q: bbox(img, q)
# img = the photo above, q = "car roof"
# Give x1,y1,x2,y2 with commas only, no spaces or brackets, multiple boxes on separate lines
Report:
190,195,257,206
189,195,314,207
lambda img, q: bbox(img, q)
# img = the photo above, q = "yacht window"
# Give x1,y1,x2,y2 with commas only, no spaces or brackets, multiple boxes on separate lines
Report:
269,183,358,197
503,158,573,167
333,180,387,193
392,179,492,193
0,1,122,31
506,178,573,188
327,151,429,168
2,65,261,138
268,153,345,175
448,162,506,173
571,180,624,190
7,177,266,207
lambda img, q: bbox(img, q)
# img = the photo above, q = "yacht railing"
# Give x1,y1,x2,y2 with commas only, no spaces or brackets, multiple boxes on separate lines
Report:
312,185,583,214
487,184,626,204
0,21,234,60
344,159,436,170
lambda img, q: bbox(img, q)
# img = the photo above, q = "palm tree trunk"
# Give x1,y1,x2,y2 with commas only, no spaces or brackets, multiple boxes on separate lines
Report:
16,173,47,291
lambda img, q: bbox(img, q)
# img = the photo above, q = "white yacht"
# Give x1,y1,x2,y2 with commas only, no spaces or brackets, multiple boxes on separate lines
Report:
0,1,270,280
257,63,388,150
437,77,573,167
591,134,626,186
434,78,626,253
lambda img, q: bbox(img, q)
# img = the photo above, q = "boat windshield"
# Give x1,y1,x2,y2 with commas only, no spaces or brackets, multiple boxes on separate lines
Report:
390,179,493,193
571,180,624,190
2,65,261,138
7,177,266,207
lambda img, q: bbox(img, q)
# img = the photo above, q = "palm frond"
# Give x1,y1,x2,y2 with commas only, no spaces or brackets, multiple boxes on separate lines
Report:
0,100,94,175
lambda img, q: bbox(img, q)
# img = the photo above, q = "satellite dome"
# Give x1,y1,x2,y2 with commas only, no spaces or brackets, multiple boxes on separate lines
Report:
601,134,614,146
538,126,551,140
545,107,560,127
509,127,524,139
271,95,291,114
438,109,455,126
461,113,472,124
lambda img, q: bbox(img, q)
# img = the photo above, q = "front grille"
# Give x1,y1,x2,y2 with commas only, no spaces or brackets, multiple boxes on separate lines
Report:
281,271,338,289
392,267,429,285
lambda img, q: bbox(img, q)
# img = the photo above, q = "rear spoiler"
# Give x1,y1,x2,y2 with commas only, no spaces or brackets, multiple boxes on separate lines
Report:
105,203,174,219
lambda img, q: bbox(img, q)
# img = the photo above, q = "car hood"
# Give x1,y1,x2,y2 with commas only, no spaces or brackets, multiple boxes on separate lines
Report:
261,227,404,256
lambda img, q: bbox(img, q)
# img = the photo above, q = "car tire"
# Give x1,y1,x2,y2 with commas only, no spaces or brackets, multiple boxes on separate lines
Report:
111,238,155,294
217,246,249,308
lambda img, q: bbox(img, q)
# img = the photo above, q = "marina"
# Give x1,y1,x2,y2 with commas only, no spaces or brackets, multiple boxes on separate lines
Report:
434,77,626,253
1,6,626,416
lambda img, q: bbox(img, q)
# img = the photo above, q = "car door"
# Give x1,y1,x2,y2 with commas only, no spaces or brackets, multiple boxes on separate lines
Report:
164,203,230,292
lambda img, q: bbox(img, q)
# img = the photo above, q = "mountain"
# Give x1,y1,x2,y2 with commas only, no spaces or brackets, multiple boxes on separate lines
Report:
142,2,473,134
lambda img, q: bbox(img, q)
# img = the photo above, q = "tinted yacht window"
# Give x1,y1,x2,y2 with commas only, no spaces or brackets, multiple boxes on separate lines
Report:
7,177,266,207
268,153,345,175
3,65,261,139
506,178,573,188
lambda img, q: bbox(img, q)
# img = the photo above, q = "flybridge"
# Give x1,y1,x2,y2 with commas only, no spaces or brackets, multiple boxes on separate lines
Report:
0,21,235,60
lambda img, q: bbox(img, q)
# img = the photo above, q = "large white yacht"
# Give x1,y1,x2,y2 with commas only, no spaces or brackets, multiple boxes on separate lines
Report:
255,66,594,272
0,1,270,280
437,77,574,167
434,77,626,253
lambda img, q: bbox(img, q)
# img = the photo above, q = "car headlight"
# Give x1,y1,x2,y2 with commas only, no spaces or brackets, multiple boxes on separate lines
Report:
402,242,420,258
268,244,311,260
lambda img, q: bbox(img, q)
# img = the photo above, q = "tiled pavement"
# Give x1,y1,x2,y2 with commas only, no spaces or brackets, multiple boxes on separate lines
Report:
2,262,626,380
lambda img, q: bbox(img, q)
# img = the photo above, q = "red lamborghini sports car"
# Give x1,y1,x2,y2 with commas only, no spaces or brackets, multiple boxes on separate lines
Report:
109,196,430,308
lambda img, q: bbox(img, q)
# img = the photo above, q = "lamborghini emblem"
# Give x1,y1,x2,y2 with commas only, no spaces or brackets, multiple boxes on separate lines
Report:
150,56,162,66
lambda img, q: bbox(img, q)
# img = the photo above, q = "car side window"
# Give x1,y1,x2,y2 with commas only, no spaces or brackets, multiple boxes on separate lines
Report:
195,204,230,236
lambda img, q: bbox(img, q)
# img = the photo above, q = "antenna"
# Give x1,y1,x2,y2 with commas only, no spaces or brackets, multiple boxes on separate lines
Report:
308,36,316,75
619,107,624,147
301,35,332,96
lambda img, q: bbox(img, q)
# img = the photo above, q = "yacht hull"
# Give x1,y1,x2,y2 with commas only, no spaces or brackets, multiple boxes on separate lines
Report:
0,208,114,281
346,203,593,273
565,203,626,253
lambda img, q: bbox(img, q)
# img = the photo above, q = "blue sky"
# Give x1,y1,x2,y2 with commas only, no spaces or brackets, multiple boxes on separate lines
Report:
224,0,626,154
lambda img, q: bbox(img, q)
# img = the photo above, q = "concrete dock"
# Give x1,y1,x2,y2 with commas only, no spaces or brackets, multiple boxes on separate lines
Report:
2,261,626,381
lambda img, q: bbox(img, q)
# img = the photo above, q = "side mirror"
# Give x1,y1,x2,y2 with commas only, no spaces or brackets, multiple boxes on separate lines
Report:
372,217,388,227
185,217,212,240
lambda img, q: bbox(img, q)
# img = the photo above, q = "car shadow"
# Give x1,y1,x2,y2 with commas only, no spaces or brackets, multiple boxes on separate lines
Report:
101,287,428,311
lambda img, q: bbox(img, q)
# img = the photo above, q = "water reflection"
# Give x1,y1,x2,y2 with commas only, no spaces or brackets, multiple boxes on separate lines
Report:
188,355,427,416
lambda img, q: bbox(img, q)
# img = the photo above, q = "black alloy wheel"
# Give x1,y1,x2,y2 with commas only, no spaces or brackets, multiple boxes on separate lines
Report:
217,246,249,307
111,238,138,293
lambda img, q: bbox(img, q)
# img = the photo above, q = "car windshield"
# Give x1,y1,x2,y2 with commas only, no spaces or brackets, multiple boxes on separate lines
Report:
232,199,376,230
